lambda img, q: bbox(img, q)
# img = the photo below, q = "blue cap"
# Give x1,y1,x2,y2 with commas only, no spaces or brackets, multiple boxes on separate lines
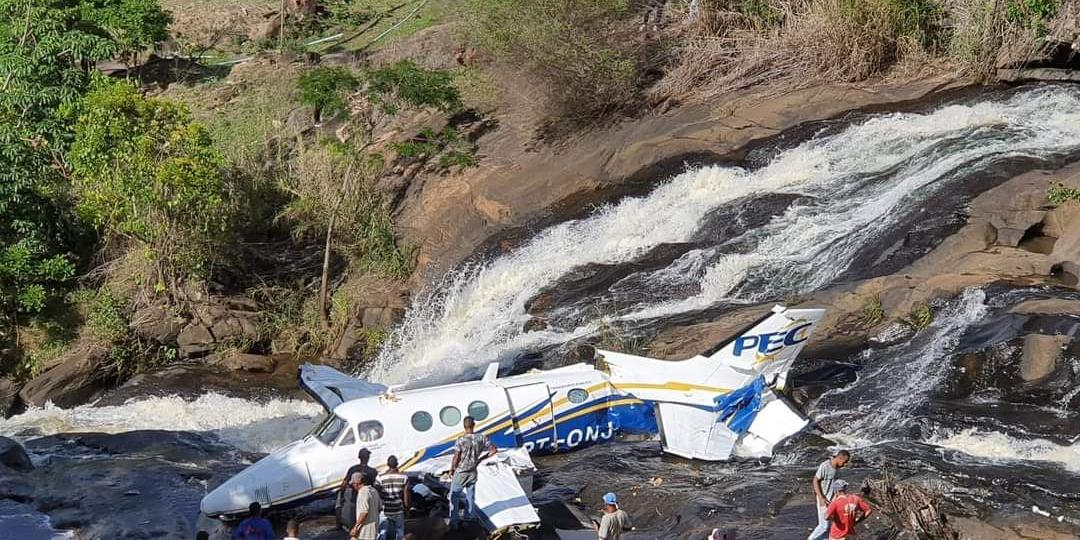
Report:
832,479,849,492
603,492,618,505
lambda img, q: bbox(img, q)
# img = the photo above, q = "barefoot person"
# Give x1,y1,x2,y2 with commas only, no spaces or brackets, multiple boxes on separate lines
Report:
808,450,850,540
825,480,872,539
448,416,496,525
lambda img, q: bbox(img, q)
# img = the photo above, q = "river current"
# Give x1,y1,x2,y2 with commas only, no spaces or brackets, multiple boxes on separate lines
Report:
3,85,1080,538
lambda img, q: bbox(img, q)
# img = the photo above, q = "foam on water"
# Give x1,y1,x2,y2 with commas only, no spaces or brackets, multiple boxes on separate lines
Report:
0,393,323,453
813,289,989,444
928,428,1080,473
372,86,1080,385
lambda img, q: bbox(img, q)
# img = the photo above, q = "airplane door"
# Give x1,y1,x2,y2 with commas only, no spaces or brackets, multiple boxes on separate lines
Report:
505,383,557,454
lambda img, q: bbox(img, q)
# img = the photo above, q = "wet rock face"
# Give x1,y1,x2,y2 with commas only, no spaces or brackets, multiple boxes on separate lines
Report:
18,341,111,409
4,430,250,540
0,436,31,472
1019,333,1068,381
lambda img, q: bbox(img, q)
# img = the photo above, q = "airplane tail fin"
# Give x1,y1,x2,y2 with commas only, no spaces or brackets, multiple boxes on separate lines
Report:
599,305,825,396
596,305,826,461
699,305,826,390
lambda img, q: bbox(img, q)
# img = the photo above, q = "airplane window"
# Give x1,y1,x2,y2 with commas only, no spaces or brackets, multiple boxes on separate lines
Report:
338,426,356,446
357,420,384,442
440,406,462,426
411,411,433,432
568,388,589,404
468,401,489,421
314,415,347,446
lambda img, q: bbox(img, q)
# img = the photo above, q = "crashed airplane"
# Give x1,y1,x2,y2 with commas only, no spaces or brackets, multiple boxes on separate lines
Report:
201,305,825,522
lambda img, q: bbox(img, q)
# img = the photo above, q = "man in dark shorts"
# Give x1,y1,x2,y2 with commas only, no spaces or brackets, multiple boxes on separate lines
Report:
338,447,378,529
448,416,496,525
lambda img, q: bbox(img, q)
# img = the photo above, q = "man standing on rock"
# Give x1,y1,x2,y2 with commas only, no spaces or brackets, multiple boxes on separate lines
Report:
825,480,872,539
448,415,496,526
808,449,850,540
339,448,378,530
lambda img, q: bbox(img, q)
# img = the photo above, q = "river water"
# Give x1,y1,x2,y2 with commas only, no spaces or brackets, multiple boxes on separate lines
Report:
3,85,1080,539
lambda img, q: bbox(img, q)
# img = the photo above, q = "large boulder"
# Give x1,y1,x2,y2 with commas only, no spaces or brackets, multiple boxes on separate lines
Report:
211,352,276,373
1019,333,1069,381
177,323,214,358
19,342,110,408
0,436,32,472
0,376,20,417
129,305,186,344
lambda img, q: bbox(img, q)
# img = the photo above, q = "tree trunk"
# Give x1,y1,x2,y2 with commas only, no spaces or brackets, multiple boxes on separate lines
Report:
318,160,356,328
318,213,336,328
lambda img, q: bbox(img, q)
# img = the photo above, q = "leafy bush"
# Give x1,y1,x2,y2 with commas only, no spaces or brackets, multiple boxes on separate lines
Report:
364,60,462,114
1006,0,1059,37
68,78,232,286
298,66,360,119
1048,182,1080,205
460,0,636,122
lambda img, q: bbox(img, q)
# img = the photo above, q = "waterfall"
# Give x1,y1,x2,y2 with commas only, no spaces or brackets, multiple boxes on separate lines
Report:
371,85,1080,385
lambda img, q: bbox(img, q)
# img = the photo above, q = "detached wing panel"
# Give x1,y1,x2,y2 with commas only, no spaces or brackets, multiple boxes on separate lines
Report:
299,364,387,411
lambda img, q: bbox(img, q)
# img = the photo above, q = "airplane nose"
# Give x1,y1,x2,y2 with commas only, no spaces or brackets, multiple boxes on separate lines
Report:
201,477,252,517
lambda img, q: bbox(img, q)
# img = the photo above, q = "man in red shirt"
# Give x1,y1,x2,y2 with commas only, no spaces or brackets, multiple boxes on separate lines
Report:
824,480,872,539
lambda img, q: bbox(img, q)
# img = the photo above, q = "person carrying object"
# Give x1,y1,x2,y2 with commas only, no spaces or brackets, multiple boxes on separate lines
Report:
808,450,851,540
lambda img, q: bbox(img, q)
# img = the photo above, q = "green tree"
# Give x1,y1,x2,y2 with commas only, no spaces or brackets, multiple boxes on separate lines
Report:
0,0,124,347
68,78,231,291
82,0,173,63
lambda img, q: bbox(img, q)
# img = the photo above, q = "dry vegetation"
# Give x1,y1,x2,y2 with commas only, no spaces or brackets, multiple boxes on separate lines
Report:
652,0,1078,103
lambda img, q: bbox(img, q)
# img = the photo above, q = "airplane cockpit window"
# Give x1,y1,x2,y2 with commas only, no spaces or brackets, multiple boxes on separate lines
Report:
440,405,461,426
338,426,356,446
567,388,589,404
357,420,384,442
411,411,433,432
314,415,347,446
467,400,489,421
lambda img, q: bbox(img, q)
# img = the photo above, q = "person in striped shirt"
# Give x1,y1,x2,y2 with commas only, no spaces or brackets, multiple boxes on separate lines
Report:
377,455,410,540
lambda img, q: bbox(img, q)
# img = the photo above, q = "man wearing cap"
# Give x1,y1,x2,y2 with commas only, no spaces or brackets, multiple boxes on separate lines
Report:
824,480,871,539
808,450,851,540
339,448,379,529
350,471,383,540
595,492,632,540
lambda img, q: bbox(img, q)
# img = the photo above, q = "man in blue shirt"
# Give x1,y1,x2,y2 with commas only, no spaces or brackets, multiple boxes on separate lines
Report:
232,502,276,540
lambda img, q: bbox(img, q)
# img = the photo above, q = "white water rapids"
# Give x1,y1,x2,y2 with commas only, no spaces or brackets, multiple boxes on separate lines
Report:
371,85,1080,384
0,393,321,453
2,86,1080,488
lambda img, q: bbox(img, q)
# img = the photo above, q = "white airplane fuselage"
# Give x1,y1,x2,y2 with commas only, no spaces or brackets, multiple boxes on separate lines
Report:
201,306,825,518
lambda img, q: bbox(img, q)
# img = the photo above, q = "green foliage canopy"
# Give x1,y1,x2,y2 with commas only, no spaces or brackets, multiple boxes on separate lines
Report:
298,66,360,119
68,79,230,281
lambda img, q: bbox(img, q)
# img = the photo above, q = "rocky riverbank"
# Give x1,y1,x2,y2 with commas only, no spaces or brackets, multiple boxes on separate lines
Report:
4,82,1080,540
